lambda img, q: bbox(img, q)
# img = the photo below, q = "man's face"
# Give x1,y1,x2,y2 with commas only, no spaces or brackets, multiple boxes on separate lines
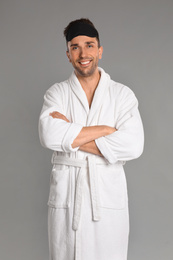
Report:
66,35,103,78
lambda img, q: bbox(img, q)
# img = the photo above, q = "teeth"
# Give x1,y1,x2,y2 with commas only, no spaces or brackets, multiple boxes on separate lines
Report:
80,61,90,65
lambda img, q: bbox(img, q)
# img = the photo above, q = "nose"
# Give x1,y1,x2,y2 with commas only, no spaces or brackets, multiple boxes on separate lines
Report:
79,47,87,58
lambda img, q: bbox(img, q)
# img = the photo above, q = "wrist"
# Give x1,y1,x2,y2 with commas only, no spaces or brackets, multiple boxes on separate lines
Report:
103,125,115,136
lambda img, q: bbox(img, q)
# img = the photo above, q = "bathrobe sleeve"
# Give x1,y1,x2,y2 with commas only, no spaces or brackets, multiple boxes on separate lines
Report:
95,86,144,164
38,84,83,152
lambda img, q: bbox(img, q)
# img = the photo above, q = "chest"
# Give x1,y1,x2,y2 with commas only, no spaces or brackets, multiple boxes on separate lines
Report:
64,87,120,128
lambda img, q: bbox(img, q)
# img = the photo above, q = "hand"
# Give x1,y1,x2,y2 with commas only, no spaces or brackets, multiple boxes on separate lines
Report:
49,111,70,123
79,141,103,156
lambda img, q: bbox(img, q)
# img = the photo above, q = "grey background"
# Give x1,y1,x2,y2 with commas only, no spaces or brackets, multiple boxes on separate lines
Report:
0,0,172,259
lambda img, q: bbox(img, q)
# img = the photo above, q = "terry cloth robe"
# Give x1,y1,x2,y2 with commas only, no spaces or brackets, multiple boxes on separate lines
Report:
38,67,144,260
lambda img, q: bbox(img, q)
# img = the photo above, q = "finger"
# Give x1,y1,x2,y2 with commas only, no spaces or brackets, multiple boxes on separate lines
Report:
49,111,70,122
49,113,64,119
49,112,58,118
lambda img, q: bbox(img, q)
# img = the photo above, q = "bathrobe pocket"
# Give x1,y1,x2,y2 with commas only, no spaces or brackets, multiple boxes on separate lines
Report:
98,165,126,210
48,166,71,208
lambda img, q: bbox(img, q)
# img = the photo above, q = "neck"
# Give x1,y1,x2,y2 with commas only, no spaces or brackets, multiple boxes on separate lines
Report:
75,68,101,108
75,68,101,93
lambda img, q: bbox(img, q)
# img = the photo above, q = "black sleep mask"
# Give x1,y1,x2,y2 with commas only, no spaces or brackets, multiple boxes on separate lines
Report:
66,22,99,42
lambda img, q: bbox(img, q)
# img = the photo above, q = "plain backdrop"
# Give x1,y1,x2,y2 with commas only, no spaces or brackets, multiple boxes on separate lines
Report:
0,0,173,259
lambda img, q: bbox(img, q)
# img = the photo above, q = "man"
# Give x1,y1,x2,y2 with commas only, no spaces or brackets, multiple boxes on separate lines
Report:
39,18,144,260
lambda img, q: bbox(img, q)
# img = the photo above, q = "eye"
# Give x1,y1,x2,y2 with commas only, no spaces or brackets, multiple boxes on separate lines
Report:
88,44,93,48
72,46,78,50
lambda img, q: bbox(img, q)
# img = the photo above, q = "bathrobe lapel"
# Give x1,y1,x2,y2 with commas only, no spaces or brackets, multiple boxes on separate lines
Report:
69,67,111,126
86,68,111,126
69,71,90,115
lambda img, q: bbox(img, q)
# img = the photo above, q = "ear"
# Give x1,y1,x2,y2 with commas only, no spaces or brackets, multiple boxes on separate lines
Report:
98,46,103,60
66,51,71,63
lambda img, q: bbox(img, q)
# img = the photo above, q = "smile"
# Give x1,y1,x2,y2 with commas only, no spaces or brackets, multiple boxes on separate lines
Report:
79,60,92,66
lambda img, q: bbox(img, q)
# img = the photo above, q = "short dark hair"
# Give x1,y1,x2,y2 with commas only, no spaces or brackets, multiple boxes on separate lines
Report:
64,18,100,48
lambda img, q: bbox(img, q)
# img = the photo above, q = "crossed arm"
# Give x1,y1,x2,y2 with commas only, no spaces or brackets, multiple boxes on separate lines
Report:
49,111,117,156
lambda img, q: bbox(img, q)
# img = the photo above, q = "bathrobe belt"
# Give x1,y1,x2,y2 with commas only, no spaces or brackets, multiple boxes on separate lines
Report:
51,154,109,231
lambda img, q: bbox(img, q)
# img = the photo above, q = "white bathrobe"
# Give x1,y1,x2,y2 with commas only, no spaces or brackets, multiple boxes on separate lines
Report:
39,67,144,260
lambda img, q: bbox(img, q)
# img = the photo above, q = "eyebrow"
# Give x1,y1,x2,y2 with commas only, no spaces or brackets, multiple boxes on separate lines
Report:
70,43,79,47
86,41,96,45
70,41,96,47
